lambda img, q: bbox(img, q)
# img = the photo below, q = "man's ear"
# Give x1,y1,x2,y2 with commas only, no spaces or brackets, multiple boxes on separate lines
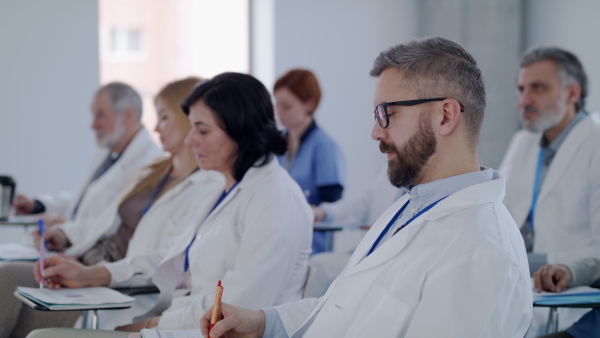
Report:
438,99,461,136
566,83,582,107
122,107,137,127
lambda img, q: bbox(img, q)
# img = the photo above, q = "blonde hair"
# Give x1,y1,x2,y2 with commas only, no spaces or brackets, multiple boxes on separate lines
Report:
121,77,202,203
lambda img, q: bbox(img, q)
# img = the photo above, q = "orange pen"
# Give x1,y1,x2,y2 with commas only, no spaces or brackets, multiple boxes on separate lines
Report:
209,280,224,334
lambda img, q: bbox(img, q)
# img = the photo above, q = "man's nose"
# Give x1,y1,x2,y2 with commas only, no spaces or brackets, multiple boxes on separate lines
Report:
371,121,386,141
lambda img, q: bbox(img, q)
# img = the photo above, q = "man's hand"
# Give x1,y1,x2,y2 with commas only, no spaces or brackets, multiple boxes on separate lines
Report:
33,254,110,289
12,194,35,215
43,228,71,251
533,264,573,293
200,302,266,338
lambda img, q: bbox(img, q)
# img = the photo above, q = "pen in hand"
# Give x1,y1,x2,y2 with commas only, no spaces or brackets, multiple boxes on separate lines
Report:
209,280,224,334
38,219,45,289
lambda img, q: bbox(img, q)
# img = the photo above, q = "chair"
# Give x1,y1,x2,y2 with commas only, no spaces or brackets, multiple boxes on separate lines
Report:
303,252,351,298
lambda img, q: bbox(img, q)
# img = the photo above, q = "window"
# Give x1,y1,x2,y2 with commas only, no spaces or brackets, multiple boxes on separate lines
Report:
99,0,249,144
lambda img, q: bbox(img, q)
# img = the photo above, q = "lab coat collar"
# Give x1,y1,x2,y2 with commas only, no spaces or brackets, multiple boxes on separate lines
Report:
537,112,598,203
148,169,224,211
345,170,506,277
200,155,279,224
112,127,157,169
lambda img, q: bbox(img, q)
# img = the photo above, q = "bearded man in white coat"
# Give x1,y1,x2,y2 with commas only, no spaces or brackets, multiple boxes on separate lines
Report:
499,47,600,275
499,47,600,336
201,37,533,338
13,82,162,250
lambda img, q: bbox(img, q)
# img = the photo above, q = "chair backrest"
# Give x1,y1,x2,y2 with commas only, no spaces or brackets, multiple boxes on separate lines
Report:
302,252,351,298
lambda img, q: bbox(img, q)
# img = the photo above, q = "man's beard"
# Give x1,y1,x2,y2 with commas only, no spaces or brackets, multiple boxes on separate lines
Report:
97,117,126,149
379,113,437,190
520,104,566,133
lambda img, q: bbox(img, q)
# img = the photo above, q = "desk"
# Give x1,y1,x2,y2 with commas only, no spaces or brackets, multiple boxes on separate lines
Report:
0,216,39,244
313,222,365,252
534,287,600,334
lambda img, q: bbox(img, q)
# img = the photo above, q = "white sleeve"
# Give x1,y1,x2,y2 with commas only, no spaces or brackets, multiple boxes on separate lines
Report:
565,257,600,286
36,192,74,216
101,251,166,288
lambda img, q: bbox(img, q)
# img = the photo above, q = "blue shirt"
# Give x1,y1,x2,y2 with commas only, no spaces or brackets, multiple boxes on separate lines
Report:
278,120,346,206
262,168,495,337
278,120,347,254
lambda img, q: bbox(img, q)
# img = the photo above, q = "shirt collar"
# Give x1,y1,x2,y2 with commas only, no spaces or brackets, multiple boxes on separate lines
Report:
408,168,494,206
299,119,318,144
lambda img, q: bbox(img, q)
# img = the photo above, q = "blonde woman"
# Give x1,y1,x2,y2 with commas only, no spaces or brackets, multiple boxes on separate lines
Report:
0,77,223,337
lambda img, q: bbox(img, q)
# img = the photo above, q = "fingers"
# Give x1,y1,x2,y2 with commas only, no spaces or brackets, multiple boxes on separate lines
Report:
200,306,213,336
542,267,558,292
533,264,573,293
533,268,543,293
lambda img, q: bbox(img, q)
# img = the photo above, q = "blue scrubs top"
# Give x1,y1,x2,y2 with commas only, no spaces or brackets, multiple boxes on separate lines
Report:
278,120,347,254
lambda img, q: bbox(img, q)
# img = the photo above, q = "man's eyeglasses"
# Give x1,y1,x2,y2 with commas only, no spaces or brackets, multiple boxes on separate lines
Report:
373,98,465,129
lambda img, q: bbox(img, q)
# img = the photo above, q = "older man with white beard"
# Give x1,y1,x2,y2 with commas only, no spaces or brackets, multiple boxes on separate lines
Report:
13,82,162,250
499,47,600,274
198,37,532,338
499,47,600,337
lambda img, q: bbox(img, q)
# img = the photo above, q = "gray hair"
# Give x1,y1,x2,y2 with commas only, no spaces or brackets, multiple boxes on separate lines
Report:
520,46,588,112
370,36,486,144
96,82,143,121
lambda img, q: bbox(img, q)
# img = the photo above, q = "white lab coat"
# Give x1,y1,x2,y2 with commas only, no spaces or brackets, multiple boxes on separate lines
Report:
274,170,533,338
321,167,401,225
46,128,162,242
66,165,224,258
107,157,313,329
499,112,600,264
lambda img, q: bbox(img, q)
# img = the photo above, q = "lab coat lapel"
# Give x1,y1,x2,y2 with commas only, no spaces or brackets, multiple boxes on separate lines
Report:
538,115,594,203
344,196,410,271
345,219,421,277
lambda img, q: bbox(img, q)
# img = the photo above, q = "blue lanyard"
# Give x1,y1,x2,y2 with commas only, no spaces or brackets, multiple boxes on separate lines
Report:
529,149,545,231
141,170,171,217
366,196,448,257
184,181,239,272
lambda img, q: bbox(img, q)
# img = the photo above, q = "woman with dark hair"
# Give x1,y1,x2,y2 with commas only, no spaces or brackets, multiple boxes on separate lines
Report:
28,73,313,337
274,69,346,254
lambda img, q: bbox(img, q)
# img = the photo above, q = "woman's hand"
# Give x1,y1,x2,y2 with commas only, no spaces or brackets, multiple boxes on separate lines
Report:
33,254,111,289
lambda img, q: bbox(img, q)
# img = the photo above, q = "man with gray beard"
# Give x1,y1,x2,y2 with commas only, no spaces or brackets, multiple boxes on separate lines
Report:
499,46,600,337
499,47,600,275
12,82,162,250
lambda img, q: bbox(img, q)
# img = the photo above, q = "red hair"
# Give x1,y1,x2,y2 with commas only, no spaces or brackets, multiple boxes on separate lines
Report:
274,69,322,114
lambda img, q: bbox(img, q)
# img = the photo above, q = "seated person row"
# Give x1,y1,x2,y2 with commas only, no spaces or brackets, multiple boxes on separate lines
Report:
13,82,162,228
196,37,533,337
0,77,224,336
27,72,313,336
274,69,346,254
499,46,600,336
534,258,600,338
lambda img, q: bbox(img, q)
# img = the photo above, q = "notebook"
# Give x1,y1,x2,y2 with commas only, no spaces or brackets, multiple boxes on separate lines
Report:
533,285,600,306
140,329,203,338
14,286,135,310
0,243,56,261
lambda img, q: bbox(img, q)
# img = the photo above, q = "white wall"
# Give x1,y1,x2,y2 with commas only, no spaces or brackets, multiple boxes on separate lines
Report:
0,0,100,196
524,0,600,113
270,0,420,200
